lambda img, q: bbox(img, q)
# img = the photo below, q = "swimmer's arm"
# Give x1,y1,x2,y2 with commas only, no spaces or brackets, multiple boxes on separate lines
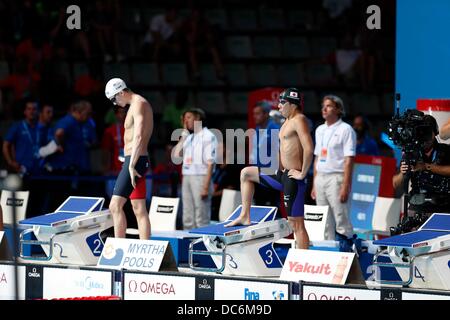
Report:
310,156,319,200
130,102,148,168
295,117,314,179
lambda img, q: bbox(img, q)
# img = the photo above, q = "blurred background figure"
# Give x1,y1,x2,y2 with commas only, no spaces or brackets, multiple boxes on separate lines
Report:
353,113,379,156
210,141,243,221
161,89,191,142
153,143,181,198
101,107,126,177
91,0,124,63
182,7,226,83
48,100,93,175
174,108,217,230
2,100,39,175
142,5,183,79
269,110,285,126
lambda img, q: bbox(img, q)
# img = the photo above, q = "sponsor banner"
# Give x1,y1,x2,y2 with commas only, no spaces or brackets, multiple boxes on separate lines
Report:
97,238,174,272
123,273,195,300
0,264,26,300
195,276,215,300
43,267,112,299
25,265,44,300
214,279,289,300
349,164,381,231
402,292,450,300
157,204,175,214
280,249,355,285
302,285,380,300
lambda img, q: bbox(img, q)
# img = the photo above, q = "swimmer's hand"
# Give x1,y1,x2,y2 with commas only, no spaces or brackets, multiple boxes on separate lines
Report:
129,166,142,188
288,169,305,180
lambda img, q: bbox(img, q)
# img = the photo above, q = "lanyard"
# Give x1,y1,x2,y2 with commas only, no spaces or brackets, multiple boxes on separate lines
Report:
426,149,437,162
22,121,39,150
186,130,203,154
185,134,196,158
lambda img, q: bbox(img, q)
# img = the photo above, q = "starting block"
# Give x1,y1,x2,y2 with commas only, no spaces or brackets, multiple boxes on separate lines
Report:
372,213,450,290
188,205,292,277
19,196,113,265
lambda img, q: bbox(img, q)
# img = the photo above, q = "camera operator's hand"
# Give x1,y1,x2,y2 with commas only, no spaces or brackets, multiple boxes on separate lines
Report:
399,162,410,174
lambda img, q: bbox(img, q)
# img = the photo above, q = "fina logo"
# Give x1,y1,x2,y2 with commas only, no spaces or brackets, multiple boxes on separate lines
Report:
272,290,285,300
198,279,211,290
244,288,260,300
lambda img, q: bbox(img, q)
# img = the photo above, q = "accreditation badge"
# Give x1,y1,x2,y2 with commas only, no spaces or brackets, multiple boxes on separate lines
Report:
320,148,328,162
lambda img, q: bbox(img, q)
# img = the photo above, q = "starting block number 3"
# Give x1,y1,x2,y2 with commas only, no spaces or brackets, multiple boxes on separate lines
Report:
259,244,282,268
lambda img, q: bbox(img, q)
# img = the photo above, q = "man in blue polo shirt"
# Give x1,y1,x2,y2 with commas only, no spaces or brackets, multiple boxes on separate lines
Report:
250,100,281,168
47,100,93,174
353,114,379,156
2,100,40,175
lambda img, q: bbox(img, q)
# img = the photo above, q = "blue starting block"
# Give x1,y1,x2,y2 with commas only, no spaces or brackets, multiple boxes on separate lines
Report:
19,196,113,265
372,213,450,289
188,205,292,277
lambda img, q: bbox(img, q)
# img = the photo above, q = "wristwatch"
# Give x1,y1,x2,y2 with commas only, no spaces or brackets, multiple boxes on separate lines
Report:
426,164,432,171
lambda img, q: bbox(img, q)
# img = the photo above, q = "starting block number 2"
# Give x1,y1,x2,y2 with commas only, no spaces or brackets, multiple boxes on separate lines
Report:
86,233,104,257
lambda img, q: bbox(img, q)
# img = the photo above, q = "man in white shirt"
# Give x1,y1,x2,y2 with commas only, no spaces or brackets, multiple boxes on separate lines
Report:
174,108,217,229
311,95,356,241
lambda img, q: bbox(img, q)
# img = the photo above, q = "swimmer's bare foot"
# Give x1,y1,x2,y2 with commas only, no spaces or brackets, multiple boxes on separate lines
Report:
224,216,251,227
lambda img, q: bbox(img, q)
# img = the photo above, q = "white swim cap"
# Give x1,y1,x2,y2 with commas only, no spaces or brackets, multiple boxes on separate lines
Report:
105,78,127,100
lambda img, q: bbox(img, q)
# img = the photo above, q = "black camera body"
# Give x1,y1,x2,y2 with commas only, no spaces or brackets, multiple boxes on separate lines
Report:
388,109,435,165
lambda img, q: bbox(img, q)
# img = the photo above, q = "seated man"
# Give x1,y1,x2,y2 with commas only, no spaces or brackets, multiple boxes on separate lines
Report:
393,115,450,231
225,88,314,249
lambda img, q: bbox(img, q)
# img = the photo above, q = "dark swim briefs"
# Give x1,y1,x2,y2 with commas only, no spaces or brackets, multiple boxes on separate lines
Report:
258,168,306,217
113,156,149,199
